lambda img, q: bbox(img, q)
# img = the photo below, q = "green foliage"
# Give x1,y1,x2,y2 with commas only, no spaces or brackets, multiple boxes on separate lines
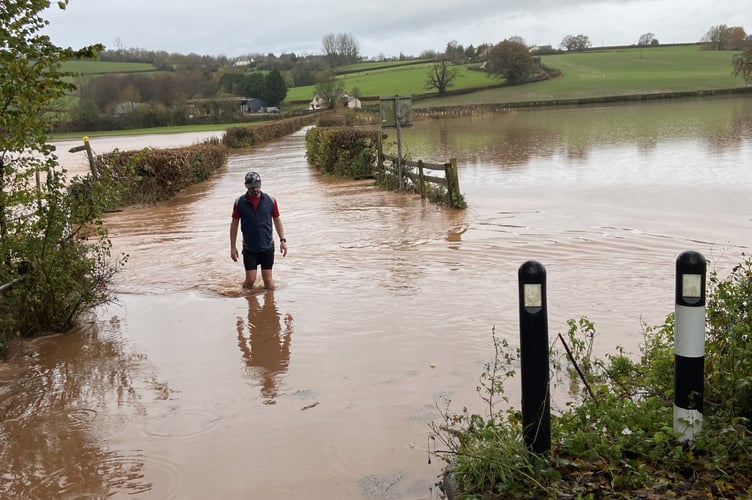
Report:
314,70,345,110
0,1,124,353
416,45,747,109
286,62,494,102
433,255,752,498
430,328,550,498
223,115,316,148
95,143,227,205
263,69,288,105
705,256,752,419
733,49,752,83
305,127,379,177
486,40,539,85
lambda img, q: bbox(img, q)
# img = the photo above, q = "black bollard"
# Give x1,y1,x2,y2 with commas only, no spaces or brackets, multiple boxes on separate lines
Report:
518,261,551,454
674,251,706,442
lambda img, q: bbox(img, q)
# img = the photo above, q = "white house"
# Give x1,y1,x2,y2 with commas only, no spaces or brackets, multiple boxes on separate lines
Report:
307,93,362,110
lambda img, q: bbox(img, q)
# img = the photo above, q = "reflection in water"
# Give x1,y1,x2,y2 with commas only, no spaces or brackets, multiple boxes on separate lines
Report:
0,320,177,499
236,291,293,404
399,96,752,175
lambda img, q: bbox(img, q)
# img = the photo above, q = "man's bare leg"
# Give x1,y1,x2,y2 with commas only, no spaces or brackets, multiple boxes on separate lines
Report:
261,269,275,290
243,269,258,289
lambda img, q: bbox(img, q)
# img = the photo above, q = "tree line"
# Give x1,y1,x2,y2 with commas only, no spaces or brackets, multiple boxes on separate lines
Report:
58,24,752,132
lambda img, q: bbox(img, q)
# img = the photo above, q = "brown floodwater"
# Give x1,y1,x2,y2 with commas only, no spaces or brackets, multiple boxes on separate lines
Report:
2,98,751,499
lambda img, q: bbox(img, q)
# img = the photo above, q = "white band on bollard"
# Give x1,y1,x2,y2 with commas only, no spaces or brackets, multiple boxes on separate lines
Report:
673,405,703,442
675,305,705,358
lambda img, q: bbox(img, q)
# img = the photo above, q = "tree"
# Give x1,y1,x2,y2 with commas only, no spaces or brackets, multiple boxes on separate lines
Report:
732,48,752,82
445,40,465,63
702,25,729,50
240,72,266,98
290,58,325,87
321,32,360,67
485,40,537,85
727,27,748,50
336,33,360,64
426,59,461,96
262,68,288,105
0,1,124,347
322,32,338,66
560,34,592,51
637,32,657,46
314,70,344,109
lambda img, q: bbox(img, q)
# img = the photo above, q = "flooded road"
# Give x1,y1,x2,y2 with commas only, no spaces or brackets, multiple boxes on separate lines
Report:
2,98,751,499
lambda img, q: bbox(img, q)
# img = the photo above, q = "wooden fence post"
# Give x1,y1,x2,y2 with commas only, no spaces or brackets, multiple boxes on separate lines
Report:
376,133,384,183
84,137,97,179
68,136,97,179
417,160,425,198
444,159,460,208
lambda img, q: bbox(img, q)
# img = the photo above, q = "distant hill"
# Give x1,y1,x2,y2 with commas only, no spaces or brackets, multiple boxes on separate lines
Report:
287,44,747,106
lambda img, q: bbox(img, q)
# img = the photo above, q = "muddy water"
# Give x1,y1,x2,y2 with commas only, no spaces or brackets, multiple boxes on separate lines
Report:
2,97,751,499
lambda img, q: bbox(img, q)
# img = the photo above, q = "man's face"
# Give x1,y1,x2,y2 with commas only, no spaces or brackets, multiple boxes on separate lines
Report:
248,185,261,197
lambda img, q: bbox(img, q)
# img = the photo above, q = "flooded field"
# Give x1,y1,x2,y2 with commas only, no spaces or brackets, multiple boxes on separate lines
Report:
1,97,750,499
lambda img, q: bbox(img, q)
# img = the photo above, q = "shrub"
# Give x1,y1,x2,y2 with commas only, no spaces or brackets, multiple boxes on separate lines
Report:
95,143,227,205
432,255,752,498
305,127,379,177
0,1,123,354
223,115,317,148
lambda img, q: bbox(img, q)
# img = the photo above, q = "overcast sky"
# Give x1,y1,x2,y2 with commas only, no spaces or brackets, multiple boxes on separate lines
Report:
42,0,748,59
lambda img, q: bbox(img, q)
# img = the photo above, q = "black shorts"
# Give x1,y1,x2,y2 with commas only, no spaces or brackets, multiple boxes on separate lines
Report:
242,247,275,271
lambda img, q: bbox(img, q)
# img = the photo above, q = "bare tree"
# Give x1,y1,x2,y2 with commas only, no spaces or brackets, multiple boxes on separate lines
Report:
425,59,461,96
322,33,337,65
701,25,729,50
322,32,360,66
336,33,360,64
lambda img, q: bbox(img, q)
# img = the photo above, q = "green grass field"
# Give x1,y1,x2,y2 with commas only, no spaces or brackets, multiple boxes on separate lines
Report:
289,45,747,107
53,45,749,135
412,46,746,107
286,62,496,102
61,60,158,74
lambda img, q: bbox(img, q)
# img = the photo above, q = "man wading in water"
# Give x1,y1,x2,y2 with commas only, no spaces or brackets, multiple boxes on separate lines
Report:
230,171,287,290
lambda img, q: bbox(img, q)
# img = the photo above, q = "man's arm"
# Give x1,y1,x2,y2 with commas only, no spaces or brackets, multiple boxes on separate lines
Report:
273,216,287,256
230,217,240,261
